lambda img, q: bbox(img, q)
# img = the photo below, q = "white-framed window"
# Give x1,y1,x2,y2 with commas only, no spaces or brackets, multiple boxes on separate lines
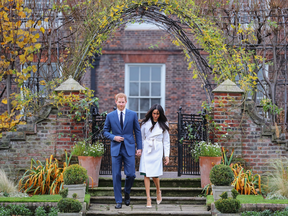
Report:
24,0,52,10
125,64,166,119
255,64,269,103
239,0,270,29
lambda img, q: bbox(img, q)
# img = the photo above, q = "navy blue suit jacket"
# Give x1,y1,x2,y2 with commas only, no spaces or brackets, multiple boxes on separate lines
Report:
103,109,142,157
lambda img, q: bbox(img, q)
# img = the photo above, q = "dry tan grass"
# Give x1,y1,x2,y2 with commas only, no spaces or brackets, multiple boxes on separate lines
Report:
267,157,288,197
0,169,17,193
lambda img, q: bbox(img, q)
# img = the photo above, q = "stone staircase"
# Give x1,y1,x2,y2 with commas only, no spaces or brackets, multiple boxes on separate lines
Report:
86,177,211,215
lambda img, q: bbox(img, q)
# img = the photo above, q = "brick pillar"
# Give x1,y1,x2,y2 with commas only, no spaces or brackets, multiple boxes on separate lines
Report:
212,79,244,155
54,76,87,156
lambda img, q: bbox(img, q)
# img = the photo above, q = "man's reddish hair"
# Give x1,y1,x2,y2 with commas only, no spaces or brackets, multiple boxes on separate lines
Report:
115,93,127,101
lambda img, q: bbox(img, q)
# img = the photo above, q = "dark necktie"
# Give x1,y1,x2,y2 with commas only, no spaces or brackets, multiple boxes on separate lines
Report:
120,112,124,129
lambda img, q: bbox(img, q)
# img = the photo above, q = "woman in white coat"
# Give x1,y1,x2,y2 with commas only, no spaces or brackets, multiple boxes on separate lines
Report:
139,104,170,208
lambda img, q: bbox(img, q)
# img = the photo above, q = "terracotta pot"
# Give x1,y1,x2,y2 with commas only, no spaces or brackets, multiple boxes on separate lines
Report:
78,156,102,187
199,156,222,188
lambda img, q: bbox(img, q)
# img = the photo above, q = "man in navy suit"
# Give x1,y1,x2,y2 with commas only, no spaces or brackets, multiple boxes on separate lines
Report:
103,93,142,209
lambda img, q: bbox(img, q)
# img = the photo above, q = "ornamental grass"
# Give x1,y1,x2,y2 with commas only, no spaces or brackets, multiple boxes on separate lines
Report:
266,157,288,198
0,169,17,194
231,163,261,195
18,150,72,195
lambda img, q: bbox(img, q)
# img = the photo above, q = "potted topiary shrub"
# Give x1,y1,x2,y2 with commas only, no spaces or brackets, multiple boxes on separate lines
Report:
63,164,88,203
215,190,241,216
57,188,82,216
210,164,234,202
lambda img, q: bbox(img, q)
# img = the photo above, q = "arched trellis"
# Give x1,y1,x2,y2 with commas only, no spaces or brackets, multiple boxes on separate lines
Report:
71,2,217,102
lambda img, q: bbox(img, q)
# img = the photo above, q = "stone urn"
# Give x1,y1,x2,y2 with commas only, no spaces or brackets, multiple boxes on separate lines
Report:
212,185,235,202
63,184,86,203
58,213,82,216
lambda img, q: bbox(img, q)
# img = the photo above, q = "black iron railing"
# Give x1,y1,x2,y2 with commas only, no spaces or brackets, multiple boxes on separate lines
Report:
177,107,207,176
91,104,114,175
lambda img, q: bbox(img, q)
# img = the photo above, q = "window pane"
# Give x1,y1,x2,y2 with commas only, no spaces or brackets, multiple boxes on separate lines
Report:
151,67,161,81
130,67,139,81
141,67,150,81
130,83,139,96
140,99,149,111
151,98,160,106
129,98,138,111
151,83,161,96
140,113,146,119
140,83,149,96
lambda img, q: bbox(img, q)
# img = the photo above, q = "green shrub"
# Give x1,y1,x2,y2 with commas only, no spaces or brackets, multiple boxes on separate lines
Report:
241,211,261,216
0,206,11,216
59,188,68,198
35,206,46,216
210,164,234,186
57,198,82,213
215,197,241,213
63,164,88,185
8,204,32,215
232,188,239,199
220,191,228,199
48,207,59,216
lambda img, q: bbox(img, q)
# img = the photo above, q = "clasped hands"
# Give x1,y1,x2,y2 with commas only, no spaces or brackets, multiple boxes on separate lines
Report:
114,136,142,157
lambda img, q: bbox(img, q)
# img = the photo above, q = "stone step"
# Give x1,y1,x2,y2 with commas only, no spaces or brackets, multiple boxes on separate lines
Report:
90,196,206,205
86,204,211,216
89,187,203,197
98,177,201,188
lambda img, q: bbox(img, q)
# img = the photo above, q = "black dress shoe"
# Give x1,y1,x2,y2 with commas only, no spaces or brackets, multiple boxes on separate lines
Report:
124,193,130,206
115,203,122,209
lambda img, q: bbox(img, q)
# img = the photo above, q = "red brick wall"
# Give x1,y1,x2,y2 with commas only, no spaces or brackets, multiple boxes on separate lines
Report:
86,27,207,121
213,91,288,174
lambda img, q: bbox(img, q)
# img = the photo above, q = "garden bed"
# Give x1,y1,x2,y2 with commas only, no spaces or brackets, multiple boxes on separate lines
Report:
207,195,288,207
0,194,91,212
207,195,288,216
0,194,90,204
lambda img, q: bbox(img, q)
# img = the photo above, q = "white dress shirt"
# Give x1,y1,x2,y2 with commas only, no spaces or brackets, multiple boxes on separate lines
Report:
117,108,126,124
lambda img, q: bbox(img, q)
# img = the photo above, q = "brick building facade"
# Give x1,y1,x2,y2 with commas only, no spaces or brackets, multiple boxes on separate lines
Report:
82,24,207,122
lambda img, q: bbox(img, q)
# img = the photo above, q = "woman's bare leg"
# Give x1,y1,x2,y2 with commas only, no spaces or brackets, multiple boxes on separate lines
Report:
144,176,152,207
153,177,162,204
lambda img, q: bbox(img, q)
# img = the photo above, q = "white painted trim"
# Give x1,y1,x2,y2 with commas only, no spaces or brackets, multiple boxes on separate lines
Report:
125,22,161,31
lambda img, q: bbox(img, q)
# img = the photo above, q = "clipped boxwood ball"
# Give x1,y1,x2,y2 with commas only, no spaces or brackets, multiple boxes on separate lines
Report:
215,197,241,213
209,164,234,186
63,164,88,185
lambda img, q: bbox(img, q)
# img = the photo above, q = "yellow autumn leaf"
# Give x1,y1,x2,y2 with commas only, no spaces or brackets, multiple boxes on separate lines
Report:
18,11,26,18
44,18,49,22
32,65,37,72
1,98,7,104
39,80,46,85
19,54,26,63
17,41,25,48
37,20,42,26
40,27,45,33
27,54,34,61
26,20,34,28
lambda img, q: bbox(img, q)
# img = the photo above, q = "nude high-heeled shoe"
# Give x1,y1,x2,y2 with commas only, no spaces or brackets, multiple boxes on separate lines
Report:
146,197,152,208
156,190,162,205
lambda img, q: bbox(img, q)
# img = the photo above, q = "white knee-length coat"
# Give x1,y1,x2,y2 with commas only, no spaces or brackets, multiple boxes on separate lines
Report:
139,120,170,177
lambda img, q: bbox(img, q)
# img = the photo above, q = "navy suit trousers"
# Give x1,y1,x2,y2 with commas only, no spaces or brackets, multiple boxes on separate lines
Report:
112,143,136,204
